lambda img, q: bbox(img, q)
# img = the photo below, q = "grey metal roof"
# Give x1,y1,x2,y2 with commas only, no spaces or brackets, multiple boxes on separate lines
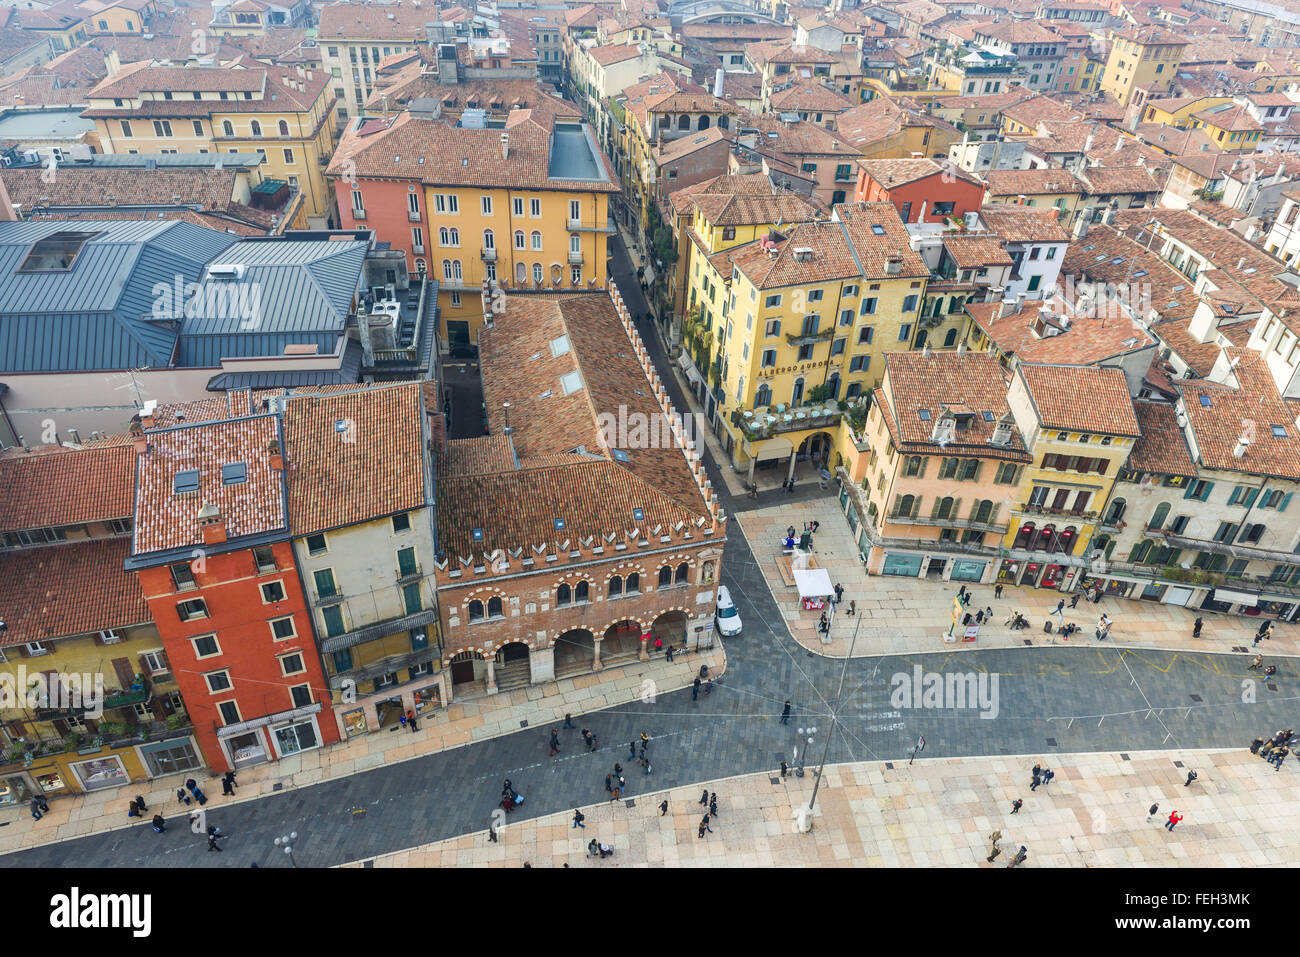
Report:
0,220,239,372
175,240,368,363
63,153,266,169
205,339,365,391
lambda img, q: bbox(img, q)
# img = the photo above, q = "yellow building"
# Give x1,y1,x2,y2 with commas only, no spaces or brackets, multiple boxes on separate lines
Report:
83,0,158,35
1141,95,1233,128
84,61,339,228
997,363,1140,590
836,350,1033,583
0,443,198,804
1189,102,1264,151
689,202,929,484
1100,26,1189,108
328,112,618,346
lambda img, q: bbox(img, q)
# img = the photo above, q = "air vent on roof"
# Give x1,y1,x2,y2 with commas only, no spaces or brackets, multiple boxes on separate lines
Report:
221,462,247,486
174,470,200,494
611,449,630,463
472,527,484,542
539,390,553,399
208,263,245,280
632,507,645,522
553,518,566,530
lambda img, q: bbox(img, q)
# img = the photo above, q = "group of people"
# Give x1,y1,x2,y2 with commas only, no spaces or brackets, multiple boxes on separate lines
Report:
500,779,524,813
1250,729,1294,769
1248,654,1279,678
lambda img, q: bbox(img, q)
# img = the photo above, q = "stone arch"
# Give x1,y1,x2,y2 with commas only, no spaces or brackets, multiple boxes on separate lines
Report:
649,608,689,648
553,627,595,680
602,617,645,664
448,648,486,690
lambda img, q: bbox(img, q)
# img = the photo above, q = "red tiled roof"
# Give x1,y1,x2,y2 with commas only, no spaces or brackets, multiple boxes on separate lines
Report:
0,444,135,532
1018,363,1140,437
282,383,427,537
1126,401,1195,476
0,537,150,646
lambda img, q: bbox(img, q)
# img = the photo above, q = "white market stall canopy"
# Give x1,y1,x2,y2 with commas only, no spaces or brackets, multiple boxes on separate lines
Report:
794,568,834,599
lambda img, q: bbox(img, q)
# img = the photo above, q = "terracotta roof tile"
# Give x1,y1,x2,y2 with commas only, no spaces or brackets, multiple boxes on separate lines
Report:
1018,363,1140,437
977,205,1070,244
0,444,135,532
0,537,149,646
282,383,426,536
983,168,1083,196
1126,401,1195,476
859,157,982,189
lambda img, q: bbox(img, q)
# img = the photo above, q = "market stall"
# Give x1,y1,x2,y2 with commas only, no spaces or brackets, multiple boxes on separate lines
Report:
794,568,835,611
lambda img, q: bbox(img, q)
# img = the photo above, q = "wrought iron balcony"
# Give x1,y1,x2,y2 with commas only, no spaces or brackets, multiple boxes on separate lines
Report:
1148,528,1300,565
732,403,842,441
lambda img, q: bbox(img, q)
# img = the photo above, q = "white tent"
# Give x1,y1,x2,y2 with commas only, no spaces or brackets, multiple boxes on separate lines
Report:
793,568,835,599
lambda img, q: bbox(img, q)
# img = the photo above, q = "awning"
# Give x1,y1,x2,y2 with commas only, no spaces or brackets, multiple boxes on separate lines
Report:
677,352,704,389
1213,587,1258,607
793,568,835,599
745,435,794,460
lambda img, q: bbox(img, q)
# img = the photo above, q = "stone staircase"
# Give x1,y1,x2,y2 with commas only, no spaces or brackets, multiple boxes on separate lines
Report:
494,660,532,692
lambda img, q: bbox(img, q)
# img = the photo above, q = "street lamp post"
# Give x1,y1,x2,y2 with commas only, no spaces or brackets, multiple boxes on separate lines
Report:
804,617,862,833
795,726,817,778
274,831,299,867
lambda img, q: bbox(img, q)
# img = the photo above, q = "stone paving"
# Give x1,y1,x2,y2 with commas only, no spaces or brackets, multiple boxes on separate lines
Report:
342,746,1300,868
735,494,1299,661
0,645,724,855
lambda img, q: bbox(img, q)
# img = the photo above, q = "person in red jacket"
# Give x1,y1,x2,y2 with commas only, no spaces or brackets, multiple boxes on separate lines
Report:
1166,811,1183,832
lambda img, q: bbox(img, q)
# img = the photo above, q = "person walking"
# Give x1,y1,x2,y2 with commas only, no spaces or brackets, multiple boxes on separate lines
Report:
1011,798,1023,814
488,824,498,843
781,700,792,725
705,676,714,696
699,814,713,835
406,709,419,732
995,583,1003,599
1054,599,1065,622
207,832,223,852
30,797,43,821
580,727,592,749
640,731,650,751
151,813,166,833
692,676,701,700
975,609,985,625
1041,768,1055,788
1031,763,1042,790
709,792,718,817
572,809,585,829
697,821,708,839
834,583,844,603
1250,654,1264,671
659,800,669,816
605,773,613,798
176,786,191,807
666,644,675,663
1251,737,1265,754
588,731,599,752
1166,811,1183,831
699,789,709,806
780,760,789,778
1070,593,1081,609
848,600,856,616
562,713,575,729
1147,803,1159,822
549,729,561,757
1193,617,1203,638
1184,770,1198,787
1007,846,1028,868
627,740,637,762
640,754,651,775
1264,664,1278,678
1274,747,1289,770
222,771,237,796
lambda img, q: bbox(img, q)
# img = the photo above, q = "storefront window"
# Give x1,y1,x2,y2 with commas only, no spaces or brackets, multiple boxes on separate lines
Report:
950,560,987,582
227,731,268,768
342,708,368,738
36,772,65,793
1258,599,1295,619
0,774,33,806
274,720,319,757
70,755,128,791
1041,564,1064,588
997,559,1020,583
140,739,201,777
414,685,441,713
882,553,923,577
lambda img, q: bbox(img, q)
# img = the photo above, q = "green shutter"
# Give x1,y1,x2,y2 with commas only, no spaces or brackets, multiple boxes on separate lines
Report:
1227,486,1240,506
1280,493,1293,511
1242,488,1260,509
931,496,942,519
1184,483,1197,499
912,496,922,518
1200,481,1215,502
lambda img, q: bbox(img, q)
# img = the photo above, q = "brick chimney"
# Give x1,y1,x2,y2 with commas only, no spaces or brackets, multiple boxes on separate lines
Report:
268,438,284,471
198,503,227,545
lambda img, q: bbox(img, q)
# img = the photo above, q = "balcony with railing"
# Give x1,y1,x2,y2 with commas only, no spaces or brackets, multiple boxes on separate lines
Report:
481,245,497,261
732,402,842,441
894,513,1010,535
784,327,835,347
1011,503,1101,523
568,250,584,264
1148,528,1300,565
838,468,1006,558
34,674,153,722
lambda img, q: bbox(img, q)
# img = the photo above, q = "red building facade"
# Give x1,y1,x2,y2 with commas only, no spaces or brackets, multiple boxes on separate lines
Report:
128,405,338,774
854,158,987,224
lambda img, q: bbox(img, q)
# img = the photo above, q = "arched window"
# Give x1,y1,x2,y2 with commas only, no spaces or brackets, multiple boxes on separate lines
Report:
944,328,958,347
452,260,463,280
718,115,729,130
1057,525,1076,554
439,226,450,245
514,230,525,249
608,575,623,598
530,230,542,250
574,580,589,603
897,494,915,517
1036,524,1056,551
448,227,460,246
442,260,453,280
1131,540,1154,563
1105,497,1127,524
755,383,772,407
973,499,993,523
658,565,672,587
675,562,689,584
278,119,289,136
487,596,503,618
1091,536,1112,560
515,261,527,283
791,377,805,406
483,229,495,250
1013,522,1034,549
533,263,543,284
698,114,710,130
826,373,840,399
556,582,572,606
937,496,955,520
1147,501,1168,529
914,329,928,349
468,599,484,622
222,120,234,137
677,114,690,130
626,572,640,593
250,120,262,137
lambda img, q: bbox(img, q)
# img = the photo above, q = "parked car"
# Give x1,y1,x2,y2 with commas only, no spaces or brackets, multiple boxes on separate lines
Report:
715,585,742,636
